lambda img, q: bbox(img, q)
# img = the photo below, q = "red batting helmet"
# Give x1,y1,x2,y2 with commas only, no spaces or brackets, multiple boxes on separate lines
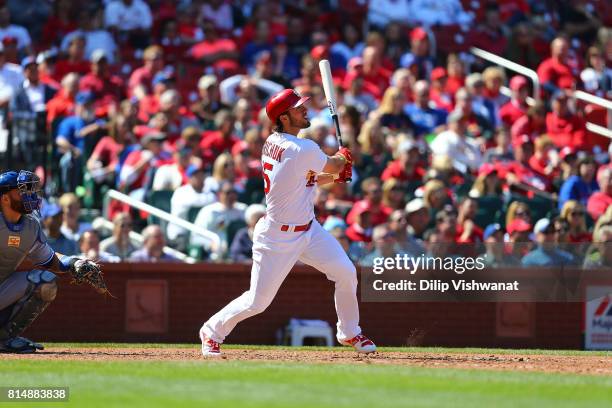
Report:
265,89,310,123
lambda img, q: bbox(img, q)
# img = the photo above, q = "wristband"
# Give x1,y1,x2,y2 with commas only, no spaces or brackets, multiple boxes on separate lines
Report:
58,255,77,272
335,153,348,165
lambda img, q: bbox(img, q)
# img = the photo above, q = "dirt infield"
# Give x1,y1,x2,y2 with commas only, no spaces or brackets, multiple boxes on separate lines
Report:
2,347,611,375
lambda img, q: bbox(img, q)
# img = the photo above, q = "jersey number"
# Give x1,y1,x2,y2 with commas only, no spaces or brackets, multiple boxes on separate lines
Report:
305,170,316,187
263,162,273,194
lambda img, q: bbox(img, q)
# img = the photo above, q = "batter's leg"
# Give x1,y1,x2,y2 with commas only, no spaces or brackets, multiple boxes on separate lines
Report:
299,221,361,343
200,245,302,343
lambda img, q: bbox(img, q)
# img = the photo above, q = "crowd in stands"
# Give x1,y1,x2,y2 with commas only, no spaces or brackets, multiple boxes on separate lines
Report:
0,0,610,267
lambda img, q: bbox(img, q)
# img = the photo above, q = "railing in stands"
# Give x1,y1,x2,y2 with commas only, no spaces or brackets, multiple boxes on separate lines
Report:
574,90,612,139
107,189,222,253
471,46,612,140
470,47,541,99
92,217,197,263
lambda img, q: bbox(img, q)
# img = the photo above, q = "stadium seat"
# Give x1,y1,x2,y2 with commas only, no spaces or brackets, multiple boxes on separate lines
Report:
583,104,610,151
474,196,504,229
188,245,207,261
187,206,203,223
453,181,473,199
240,177,265,205
405,180,424,201
145,190,174,227
226,219,247,250
505,194,556,224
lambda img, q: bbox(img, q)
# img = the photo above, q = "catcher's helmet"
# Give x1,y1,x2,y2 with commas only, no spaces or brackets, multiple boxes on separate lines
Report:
0,170,42,213
265,89,310,123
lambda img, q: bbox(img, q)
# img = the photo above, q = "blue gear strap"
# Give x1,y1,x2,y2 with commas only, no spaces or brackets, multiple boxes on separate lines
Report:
26,270,57,284
58,255,76,272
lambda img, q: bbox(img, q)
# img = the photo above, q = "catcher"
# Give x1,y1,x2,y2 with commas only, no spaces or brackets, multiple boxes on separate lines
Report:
0,170,110,353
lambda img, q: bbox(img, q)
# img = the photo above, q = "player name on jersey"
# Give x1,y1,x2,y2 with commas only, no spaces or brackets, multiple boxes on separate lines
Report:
262,141,285,162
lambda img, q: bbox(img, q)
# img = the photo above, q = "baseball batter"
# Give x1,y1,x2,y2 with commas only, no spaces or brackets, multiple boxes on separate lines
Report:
0,170,104,353
199,89,376,355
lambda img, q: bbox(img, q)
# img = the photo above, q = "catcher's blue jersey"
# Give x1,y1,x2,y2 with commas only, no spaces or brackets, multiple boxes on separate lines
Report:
0,212,54,282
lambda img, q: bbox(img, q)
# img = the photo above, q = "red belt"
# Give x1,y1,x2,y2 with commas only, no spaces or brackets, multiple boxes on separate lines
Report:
280,220,313,232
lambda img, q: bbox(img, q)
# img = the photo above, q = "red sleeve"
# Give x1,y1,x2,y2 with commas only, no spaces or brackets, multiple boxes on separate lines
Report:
231,141,248,156
123,150,141,166
91,136,111,160
587,194,600,220
571,116,587,149
45,99,58,126
510,115,529,143
587,193,612,220
53,61,68,82
536,59,553,84
380,165,394,181
229,137,241,152
128,69,146,97
79,75,90,91
528,156,546,176
199,131,218,163
199,131,216,150
499,102,523,127
381,205,392,219
189,42,210,59
345,201,366,225
111,75,125,90
224,39,237,52
133,125,155,140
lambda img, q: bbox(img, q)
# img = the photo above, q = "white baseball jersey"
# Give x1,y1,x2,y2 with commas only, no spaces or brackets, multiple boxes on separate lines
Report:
200,131,363,346
261,132,327,225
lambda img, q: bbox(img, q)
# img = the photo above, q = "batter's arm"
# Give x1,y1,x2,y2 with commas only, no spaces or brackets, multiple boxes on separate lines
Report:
321,155,346,174
316,173,337,186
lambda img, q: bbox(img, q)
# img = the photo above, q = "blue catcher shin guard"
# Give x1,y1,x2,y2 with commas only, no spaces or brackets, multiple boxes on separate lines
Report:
0,270,57,341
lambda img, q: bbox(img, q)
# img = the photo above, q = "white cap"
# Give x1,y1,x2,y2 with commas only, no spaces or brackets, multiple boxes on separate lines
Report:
198,75,218,89
245,204,266,223
405,198,425,214
465,72,484,89
533,218,552,234
399,139,417,153
91,49,108,63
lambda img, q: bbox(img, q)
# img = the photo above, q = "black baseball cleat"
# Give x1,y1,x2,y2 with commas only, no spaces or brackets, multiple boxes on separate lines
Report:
0,337,44,354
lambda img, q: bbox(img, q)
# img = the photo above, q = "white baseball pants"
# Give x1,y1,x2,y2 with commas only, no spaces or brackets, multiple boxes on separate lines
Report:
200,217,361,343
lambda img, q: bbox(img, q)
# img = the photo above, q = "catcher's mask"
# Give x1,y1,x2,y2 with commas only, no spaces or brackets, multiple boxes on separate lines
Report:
0,170,42,214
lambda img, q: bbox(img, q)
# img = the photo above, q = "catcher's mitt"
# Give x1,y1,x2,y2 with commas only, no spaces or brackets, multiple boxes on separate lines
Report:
69,259,113,297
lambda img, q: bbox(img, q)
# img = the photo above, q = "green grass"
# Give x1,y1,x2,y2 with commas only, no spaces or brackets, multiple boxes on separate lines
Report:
1,346,611,408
